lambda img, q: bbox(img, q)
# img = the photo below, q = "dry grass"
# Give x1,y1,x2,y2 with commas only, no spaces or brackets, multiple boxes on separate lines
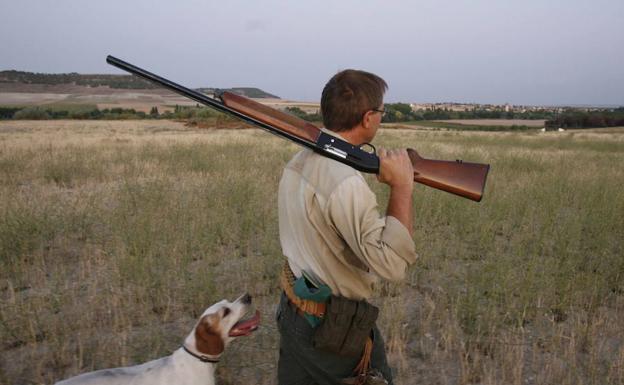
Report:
1,121,623,385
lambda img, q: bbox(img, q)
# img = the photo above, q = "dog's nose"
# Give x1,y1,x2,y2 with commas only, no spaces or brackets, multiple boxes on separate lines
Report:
242,293,252,304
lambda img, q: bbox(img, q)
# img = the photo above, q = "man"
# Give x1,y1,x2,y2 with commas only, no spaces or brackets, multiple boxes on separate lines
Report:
276,69,417,385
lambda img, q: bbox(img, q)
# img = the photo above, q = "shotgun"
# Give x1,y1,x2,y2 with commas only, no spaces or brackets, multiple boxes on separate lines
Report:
106,55,490,202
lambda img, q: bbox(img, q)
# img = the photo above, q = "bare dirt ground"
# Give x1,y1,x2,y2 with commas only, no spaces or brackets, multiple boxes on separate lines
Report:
0,84,198,112
568,126,624,134
0,83,317,113
383,123,447,130
0,92,71,105
259,99,320,113
434,119,546,127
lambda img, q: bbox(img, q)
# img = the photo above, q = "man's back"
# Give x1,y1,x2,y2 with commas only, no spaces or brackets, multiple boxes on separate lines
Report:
278,144,417,300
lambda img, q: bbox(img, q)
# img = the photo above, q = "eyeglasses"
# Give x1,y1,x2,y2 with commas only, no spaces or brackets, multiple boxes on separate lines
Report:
371,108,387,117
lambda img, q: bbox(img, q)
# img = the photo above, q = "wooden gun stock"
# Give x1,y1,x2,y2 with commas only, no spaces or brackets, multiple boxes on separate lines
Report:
407,149,489,202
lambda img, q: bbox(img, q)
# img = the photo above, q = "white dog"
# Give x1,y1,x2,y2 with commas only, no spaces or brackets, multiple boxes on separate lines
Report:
56,293,260,385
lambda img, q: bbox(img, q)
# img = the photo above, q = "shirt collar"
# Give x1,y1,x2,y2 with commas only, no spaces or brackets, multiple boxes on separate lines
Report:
320,127,347,142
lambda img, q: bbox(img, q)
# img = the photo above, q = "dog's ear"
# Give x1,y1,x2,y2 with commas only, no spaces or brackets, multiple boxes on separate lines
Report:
195,314,224,356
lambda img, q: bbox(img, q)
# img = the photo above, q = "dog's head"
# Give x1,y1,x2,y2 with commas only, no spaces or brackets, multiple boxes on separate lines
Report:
184,293,260,360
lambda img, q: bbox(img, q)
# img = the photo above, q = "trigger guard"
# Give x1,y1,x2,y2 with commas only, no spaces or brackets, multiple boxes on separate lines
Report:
359,142,377,155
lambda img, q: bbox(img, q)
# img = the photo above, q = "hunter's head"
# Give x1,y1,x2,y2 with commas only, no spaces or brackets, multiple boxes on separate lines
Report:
321,69,387,133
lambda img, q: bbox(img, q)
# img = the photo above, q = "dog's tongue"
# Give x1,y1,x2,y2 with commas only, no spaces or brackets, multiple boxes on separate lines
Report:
229,310,261,337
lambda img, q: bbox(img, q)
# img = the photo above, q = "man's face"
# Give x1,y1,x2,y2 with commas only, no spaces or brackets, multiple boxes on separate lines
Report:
364,103,385,142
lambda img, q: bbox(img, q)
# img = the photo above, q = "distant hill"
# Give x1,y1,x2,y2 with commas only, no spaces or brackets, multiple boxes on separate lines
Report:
0,70,158,89
0,70,279,98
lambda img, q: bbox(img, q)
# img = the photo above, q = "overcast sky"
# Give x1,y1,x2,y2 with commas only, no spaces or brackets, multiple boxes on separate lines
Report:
1,0,623,106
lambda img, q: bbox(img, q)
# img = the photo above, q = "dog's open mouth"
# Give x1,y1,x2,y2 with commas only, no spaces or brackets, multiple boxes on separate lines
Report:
229,310,260,337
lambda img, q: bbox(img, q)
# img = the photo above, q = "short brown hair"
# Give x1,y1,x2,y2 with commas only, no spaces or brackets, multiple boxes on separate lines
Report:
321,69,387,132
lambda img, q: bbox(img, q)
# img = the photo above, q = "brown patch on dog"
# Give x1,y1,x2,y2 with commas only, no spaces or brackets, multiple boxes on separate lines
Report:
195,314,224,356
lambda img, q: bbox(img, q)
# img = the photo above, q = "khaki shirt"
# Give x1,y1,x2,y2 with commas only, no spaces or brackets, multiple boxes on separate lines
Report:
278,132,418,300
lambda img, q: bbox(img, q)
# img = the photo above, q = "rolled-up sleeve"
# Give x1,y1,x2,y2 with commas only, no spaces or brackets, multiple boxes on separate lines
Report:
325,176,418,282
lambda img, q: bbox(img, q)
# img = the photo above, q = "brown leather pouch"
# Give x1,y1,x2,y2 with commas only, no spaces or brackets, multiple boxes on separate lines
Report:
312,296,379,357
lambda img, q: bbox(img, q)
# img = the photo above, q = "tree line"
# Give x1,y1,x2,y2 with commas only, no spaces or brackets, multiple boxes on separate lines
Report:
0,70,157,89
0,105,223,121
287,103,557,123
383,104,556,122
545,109,624,129
288,103,624,130
2,103,623,130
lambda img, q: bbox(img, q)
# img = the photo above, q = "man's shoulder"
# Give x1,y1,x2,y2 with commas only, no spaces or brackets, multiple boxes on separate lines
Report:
286,149,359,175
284,149,366,196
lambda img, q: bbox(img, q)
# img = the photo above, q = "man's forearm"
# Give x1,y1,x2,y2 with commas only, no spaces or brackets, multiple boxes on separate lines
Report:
386,185,414,234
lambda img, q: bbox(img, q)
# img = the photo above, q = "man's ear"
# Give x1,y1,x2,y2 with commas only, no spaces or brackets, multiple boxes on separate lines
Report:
195,314,224,356
361,110,375,129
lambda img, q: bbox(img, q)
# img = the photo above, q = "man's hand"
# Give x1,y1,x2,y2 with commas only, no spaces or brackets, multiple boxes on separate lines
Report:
376,148,415,233
376,148,414,189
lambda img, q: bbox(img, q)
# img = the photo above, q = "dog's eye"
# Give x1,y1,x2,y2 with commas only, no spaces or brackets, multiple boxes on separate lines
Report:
223,308,231,317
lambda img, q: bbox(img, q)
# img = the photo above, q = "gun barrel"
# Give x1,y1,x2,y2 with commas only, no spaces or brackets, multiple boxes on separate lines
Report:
106,55,317,150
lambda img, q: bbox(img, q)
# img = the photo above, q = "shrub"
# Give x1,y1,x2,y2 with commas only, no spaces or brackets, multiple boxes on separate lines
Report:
13,107,51,120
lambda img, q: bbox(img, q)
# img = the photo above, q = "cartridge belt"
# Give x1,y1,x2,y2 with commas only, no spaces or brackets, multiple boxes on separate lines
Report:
280,262,327,318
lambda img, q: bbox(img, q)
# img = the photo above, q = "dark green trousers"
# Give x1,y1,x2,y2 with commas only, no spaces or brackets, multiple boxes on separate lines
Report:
276,293,393,385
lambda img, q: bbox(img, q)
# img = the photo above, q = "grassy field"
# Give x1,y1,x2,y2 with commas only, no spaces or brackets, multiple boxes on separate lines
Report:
1,120,623,385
